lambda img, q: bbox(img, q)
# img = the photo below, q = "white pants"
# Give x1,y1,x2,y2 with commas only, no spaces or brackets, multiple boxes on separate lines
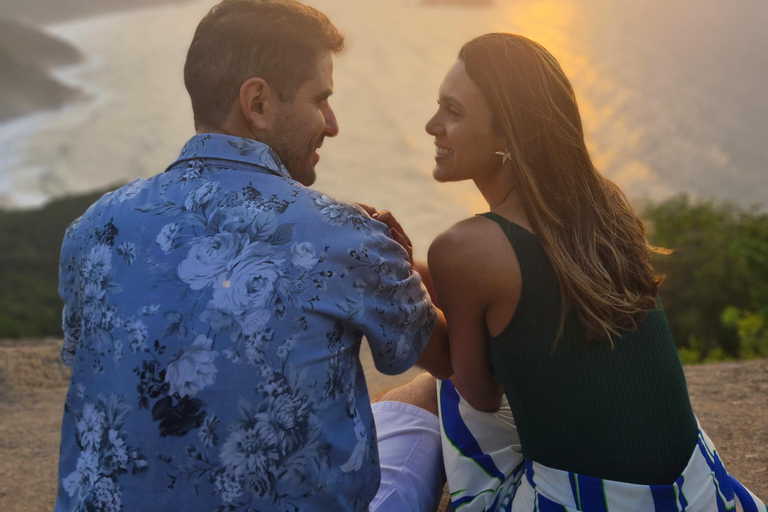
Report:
370,401,445,512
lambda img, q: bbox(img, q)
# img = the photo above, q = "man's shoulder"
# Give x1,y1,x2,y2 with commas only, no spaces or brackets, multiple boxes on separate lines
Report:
76,165,287,221
293,187,374,234
62,170,385,260
62,179,149,237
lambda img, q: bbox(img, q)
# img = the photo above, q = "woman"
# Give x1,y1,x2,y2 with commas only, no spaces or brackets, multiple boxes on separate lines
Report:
421,33,765,512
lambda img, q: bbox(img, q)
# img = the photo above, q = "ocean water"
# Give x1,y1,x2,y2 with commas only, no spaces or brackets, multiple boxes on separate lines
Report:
1,0,766,256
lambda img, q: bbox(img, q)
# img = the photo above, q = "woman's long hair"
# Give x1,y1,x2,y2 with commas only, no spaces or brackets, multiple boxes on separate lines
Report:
460,33,660,342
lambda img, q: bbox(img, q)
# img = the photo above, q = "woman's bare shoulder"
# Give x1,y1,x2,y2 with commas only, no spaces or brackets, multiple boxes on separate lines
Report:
430,216,494,257
428,216,520,287
431,215,518,253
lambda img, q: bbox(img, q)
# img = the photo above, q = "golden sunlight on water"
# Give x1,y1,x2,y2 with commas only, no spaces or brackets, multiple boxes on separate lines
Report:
0,0,766,252
508,0,577,51
453,0,679,213
495,0,672,201
454,0,584,215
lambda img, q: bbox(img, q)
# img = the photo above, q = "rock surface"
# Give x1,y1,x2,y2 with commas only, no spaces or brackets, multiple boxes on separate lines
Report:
0,51,85,122
0,340,765,511
0,19,82,68
0,19,85,122
0,0,196,122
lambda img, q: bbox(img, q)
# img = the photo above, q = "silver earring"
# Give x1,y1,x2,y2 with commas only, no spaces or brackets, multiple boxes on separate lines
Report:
495,149,512,164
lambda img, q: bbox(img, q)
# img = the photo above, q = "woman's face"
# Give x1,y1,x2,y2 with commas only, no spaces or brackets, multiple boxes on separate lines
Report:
425,59,506,183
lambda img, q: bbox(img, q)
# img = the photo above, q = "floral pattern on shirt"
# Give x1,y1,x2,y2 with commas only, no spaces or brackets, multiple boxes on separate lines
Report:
55,134,436,512
61,394,148,512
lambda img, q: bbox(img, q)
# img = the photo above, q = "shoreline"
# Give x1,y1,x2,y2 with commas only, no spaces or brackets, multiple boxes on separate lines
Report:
0,19,86,125
0,0,766,216
0,0,199,126
0,1,204,208
0,0,198,26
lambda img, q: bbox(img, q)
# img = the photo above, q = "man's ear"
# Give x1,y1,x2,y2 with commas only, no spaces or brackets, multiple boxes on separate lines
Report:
239,77,276,131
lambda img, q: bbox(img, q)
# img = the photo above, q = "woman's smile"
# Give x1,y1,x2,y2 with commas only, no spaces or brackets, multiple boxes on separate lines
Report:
435,144,454,159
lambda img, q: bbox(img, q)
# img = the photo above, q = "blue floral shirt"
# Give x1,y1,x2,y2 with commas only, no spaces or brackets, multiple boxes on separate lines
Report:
54,134,437,512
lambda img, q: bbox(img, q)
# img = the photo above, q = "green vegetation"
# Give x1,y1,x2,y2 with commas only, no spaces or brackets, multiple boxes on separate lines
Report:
643,196,768,362
1,191,767,363
0,189,110,338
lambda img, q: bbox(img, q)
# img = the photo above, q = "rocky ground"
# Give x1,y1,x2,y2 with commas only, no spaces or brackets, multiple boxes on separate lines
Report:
0,340,765,511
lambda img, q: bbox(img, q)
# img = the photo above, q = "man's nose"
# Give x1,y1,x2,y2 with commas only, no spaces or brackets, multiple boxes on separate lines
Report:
324,106,339,137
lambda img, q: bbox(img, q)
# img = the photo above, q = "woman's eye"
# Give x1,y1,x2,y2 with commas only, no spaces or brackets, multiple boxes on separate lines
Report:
437,100,459,117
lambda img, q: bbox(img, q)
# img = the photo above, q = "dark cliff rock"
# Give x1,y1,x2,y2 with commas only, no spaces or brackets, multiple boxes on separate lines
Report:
0,49,85,122
0,0,194,25
0,19,85,122
0,18,82,69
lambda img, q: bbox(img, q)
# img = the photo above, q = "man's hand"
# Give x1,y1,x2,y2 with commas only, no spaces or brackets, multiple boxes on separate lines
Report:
355,203,413,266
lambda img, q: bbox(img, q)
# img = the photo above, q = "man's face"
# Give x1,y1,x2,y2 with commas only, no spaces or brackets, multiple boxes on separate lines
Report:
269,53,339,186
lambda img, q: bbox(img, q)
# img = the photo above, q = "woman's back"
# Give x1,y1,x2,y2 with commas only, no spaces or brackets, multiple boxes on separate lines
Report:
481,212,699,485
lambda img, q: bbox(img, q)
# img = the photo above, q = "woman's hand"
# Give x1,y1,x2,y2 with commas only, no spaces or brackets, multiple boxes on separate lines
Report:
356,203,414,266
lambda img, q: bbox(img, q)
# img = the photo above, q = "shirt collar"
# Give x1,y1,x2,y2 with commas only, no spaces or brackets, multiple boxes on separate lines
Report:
166,133,292,180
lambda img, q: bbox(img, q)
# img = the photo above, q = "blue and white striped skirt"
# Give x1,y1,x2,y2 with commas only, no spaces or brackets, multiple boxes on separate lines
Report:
438,379,766,512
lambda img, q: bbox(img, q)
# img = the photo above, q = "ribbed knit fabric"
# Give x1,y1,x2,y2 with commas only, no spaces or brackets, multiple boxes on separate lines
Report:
480,212,699,485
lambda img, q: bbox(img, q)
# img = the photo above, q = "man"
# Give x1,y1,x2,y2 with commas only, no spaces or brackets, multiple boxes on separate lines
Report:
54,1,449,511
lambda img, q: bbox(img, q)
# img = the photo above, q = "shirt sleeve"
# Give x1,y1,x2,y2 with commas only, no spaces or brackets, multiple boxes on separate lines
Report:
58,220,81,369
344,222,437,376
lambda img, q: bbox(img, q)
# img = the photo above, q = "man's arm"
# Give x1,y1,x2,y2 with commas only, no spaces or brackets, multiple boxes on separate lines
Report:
58,221,82,369
354,204,452,379
357,204,452,379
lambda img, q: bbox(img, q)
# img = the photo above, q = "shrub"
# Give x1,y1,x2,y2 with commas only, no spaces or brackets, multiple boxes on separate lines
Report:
0,188,113,339
643,195,768,360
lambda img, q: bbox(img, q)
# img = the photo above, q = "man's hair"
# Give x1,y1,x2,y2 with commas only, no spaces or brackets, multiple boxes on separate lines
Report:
184,0,344,130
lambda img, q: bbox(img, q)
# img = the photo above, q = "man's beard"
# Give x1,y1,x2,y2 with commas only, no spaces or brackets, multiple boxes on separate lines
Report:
269,122,319,187
282,141,317,187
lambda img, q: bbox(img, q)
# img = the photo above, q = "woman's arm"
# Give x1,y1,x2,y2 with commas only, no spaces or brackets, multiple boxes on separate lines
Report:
415,307,452,380
428,218,514,412
414,260,439,308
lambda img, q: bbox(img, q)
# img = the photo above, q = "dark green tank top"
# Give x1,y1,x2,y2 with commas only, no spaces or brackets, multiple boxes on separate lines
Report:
480,212,699,485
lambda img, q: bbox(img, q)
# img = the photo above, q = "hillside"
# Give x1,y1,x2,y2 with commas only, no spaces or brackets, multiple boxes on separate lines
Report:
0,187,116,338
